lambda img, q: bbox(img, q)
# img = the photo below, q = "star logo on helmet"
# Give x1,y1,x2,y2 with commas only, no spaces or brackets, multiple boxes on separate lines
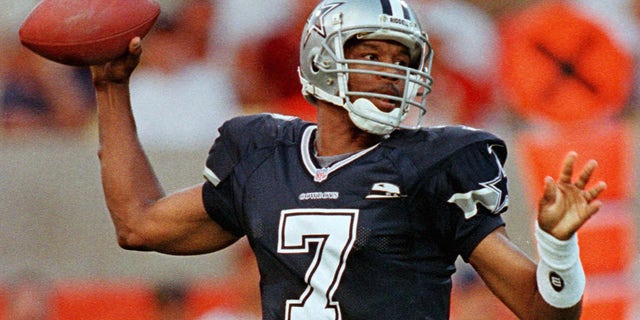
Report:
303,2,344,45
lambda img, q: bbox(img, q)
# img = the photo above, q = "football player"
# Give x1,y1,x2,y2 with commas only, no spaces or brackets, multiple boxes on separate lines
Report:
90,0,606,319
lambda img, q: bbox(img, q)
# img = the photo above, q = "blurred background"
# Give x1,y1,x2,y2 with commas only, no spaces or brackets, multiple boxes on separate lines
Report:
0,0,638,319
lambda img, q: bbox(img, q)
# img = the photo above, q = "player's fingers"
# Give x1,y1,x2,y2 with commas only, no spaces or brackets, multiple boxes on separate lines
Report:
575,159,597,190
119,37,142,75
127,37,142,66
558,151,577,184
89,65,103,79
584,200,602,220
129,37,142,55
583,181,607,202
540,176,557,205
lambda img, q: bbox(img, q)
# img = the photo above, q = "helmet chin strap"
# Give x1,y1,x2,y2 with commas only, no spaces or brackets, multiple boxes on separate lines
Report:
348,98,400,136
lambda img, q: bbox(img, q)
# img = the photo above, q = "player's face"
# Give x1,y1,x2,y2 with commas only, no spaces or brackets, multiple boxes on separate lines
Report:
344,39,410,112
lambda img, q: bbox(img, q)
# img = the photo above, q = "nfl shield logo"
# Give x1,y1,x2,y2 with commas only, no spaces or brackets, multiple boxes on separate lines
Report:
314,168,329,182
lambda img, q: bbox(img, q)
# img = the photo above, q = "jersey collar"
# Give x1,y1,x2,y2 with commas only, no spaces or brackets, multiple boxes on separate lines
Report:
300,125,380,183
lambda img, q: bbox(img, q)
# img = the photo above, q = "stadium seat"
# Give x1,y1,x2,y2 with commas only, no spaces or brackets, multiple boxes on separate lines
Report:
582,274,637,320
51,279,156,320
184,279,238,319
515,122,635,204
578,206,637,275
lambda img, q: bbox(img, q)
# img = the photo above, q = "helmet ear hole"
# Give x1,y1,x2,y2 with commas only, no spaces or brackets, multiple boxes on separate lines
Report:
310,55,320,73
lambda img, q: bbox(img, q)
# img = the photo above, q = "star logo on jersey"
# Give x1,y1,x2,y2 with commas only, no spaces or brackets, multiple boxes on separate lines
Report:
447,144,509,220
303,2,344,45
478,145,509,212
365,182,406,199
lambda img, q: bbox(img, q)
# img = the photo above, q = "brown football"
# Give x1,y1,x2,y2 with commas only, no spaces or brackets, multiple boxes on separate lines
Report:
19,0,161,66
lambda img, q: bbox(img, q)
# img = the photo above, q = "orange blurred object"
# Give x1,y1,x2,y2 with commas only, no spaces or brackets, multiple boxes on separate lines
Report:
0,289,6,320
51,279,156,320
515,122,635,203
498,1,633,123
582,275,636,320
268,94,318,123
578,206,637,275
184,280,235,319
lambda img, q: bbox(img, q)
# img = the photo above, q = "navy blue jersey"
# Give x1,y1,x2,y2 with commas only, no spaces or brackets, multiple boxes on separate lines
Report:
201,114,509,320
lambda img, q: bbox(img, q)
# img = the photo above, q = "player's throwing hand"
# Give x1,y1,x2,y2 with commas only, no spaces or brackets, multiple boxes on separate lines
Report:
91,37,142,87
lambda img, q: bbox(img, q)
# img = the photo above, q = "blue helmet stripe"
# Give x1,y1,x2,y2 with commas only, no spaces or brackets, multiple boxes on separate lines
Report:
401,2,410,19
381,0,411,19
380,0,392,15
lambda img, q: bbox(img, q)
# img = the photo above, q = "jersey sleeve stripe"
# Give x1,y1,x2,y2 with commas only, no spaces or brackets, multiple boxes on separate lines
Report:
203,167,221,186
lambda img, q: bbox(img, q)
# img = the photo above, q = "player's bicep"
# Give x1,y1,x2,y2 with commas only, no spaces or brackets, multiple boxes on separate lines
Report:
137,184,240,255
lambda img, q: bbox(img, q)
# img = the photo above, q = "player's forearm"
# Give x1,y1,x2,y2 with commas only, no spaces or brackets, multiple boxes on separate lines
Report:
508,269,581,319
480,260,581,320
499,240,582,319
470,228,582,319
527,292,581,320
95,81,165,247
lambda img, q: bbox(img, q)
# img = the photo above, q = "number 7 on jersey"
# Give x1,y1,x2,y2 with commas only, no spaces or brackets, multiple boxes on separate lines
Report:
278,209,359,320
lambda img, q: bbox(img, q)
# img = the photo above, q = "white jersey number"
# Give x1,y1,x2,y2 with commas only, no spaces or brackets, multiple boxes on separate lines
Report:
277,209,359,320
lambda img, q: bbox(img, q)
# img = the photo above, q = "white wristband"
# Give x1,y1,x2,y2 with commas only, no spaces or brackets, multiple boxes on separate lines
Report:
535,223,585,308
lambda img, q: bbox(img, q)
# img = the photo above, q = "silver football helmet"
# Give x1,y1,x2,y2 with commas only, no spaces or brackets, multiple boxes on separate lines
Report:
299,0,433,135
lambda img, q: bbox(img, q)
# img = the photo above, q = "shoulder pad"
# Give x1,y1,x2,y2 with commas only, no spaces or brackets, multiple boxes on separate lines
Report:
386,126,506,171
205,114,309,185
